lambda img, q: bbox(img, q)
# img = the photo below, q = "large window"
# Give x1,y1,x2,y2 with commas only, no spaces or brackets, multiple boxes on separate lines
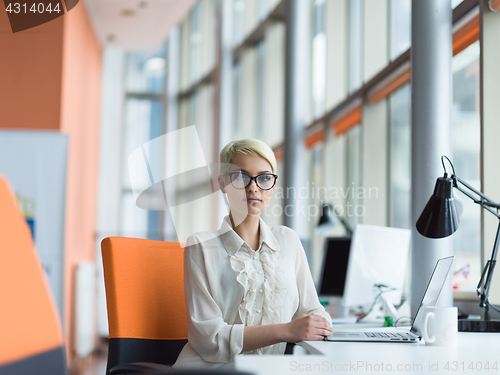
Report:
348,0,363,92
232,61,242,139
346,125,362,228
387,41,481,292
309,143,325,231
125,49,165,94
390,0,411,60
258,0,269,21
190,2,202,82
307,143,325,282
121,45,166,240
233,0,245,46
97,0,492,313
311,0,326,119
451,41,481,291
257,39,266,138
389,84,411,229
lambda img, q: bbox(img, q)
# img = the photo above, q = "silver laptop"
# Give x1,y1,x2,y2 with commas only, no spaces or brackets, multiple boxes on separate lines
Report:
326,256,454,343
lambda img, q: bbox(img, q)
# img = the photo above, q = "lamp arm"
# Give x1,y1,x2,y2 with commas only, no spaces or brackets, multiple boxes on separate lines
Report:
476,221,499,319
453,176,500,219
453,175,500,320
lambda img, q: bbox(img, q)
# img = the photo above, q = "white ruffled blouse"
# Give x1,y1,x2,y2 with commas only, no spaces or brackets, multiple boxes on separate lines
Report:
173,216,331,368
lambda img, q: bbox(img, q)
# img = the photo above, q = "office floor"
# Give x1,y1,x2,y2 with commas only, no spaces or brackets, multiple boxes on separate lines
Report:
67,341,297,374
68,340,108,375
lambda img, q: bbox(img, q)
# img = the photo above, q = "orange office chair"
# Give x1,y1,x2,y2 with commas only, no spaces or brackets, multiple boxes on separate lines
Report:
101,237,188,375
0,175,67,375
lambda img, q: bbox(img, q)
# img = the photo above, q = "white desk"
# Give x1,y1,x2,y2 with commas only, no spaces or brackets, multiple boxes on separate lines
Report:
235,325,499,375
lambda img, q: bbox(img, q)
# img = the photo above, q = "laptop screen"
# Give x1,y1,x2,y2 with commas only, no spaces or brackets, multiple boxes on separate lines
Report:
411,256,454,336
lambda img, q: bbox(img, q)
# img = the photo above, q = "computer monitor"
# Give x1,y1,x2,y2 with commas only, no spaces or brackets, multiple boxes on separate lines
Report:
342,224,411,308
318,237,352,297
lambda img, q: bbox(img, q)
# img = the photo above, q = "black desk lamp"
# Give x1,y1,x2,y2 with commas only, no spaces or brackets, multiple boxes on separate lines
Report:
416,156,500,332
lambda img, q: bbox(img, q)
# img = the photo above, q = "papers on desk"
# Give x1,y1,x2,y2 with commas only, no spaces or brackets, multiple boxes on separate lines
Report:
331,316,358,324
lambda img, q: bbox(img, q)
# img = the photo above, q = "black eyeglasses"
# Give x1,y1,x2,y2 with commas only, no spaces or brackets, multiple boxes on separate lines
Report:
225,172,278,190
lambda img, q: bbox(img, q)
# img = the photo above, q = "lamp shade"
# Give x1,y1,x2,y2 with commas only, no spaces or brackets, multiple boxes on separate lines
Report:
416,176,459,238
317,204,335,227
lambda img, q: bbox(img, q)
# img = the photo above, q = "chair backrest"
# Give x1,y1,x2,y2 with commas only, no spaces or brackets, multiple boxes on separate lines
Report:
101,237,188,374
0,175,66,375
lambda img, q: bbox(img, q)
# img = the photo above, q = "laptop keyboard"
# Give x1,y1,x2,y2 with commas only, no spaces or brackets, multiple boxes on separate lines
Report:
364,332,417,341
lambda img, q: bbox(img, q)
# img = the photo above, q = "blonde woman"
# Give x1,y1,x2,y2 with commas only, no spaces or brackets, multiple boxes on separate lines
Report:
173,139,332,369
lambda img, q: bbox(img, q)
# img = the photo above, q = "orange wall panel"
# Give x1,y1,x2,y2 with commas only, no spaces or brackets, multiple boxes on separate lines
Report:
0,9,64,130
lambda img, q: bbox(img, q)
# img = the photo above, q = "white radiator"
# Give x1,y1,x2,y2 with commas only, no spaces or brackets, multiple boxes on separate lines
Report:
74,261,96,358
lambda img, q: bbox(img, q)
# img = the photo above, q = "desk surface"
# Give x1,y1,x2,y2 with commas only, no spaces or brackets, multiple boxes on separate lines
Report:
235,325,500,375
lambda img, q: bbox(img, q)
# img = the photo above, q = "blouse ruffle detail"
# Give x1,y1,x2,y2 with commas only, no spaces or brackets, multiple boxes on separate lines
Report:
229,246,287,354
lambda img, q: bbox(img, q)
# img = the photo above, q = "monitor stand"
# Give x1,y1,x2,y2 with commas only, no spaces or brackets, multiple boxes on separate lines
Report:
358,294,403,324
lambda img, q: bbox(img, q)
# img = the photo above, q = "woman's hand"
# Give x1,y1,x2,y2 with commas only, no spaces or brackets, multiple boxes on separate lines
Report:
284,314,333,343
242,314,332,351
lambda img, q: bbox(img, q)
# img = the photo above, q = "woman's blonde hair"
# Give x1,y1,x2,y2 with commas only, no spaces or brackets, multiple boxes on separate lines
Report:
219,139,277,176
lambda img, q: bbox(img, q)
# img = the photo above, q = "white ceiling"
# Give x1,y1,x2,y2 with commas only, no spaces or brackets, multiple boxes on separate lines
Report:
84,0,197,51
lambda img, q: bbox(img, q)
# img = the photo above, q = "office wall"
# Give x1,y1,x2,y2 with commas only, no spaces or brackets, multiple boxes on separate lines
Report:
0,10,63,130
0,1,102,365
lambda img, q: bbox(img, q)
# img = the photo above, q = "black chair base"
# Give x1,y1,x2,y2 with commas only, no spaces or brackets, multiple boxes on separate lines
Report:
106,338,188,375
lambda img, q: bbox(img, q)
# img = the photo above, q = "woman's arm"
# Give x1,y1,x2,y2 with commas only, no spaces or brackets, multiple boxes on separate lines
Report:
183,237,245,363
290,229,333,324
242,313,332,352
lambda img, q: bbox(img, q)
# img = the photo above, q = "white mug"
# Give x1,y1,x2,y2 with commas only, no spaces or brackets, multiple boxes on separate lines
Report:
422,306,458,346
